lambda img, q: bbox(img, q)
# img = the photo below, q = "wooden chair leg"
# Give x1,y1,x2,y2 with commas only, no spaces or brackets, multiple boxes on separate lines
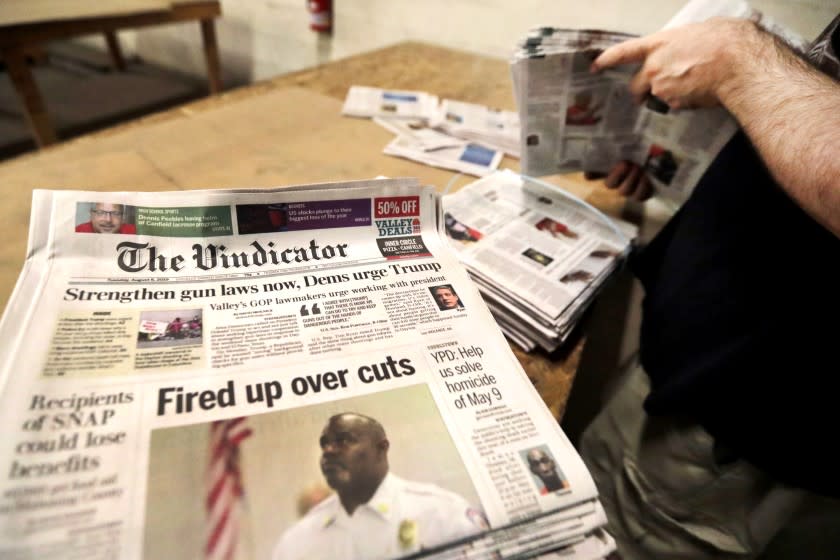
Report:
200,19,222,94
1,47,57,147
104,30,127,71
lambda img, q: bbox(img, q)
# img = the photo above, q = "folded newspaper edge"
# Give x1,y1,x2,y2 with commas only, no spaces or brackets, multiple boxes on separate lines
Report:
0,177,607,559
443,170,636,352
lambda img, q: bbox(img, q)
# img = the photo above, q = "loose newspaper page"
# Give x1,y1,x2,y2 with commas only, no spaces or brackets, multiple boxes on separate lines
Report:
342,86,440,120
383,136,504,177
430,100,521,158
0,179,604,559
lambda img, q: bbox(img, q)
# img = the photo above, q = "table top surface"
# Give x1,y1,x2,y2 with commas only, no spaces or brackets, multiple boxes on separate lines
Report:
0,1,169,28
0,41,630,419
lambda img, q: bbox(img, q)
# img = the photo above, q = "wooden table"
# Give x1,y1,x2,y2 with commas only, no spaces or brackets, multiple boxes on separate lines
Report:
0,0,222,148
0,41,629,420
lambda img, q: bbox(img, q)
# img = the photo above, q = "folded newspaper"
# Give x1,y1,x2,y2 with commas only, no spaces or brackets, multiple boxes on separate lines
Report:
443,171,636,352
0,179,613,559
511,0,806,206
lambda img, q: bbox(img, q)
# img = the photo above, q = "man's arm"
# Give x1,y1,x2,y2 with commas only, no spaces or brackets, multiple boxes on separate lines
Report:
593,18,840,238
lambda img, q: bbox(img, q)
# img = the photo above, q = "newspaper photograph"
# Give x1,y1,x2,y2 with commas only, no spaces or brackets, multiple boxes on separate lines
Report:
0,178,606,559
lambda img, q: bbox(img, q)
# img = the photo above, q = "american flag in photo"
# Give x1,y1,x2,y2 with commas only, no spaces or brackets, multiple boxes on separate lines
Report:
206,417,253,560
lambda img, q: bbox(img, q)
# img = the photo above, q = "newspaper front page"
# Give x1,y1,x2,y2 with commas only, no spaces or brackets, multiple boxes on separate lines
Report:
0,179,604,559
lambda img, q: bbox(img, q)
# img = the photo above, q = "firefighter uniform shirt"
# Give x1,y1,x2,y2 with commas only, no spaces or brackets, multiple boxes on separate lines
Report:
272,473,486,560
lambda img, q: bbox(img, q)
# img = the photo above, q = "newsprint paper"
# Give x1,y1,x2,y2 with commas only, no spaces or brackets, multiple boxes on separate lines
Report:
0,179,610,559
511,0,806,206
443,171,635,352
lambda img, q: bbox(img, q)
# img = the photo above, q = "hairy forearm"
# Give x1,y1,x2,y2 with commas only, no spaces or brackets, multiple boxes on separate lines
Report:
719,26,840,238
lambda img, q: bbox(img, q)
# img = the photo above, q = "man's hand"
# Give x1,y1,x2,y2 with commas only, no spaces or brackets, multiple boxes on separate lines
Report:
587,18,768,202
604,161,653,201
591,17,763,110
584,162,653,202
590,16,840,238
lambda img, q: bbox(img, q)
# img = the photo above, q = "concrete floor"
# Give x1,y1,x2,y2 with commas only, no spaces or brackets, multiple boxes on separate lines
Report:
0,42,207,161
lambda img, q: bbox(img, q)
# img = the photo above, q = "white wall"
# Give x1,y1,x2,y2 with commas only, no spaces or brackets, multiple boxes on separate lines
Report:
112,0,836,87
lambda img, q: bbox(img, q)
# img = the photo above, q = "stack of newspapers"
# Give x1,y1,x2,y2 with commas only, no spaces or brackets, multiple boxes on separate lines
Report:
443,170,635,352
510,0,805,206
0,178,615,558
342,85,520,176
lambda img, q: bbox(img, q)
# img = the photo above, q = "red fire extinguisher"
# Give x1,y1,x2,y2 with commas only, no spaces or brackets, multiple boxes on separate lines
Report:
308,0,332,33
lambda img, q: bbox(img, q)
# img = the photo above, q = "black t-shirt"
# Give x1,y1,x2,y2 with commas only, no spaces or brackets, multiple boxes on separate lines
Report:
631,16,840,497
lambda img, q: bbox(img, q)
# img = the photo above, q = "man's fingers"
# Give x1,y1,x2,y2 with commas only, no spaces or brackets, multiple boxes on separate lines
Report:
631,175,654,201
591,37,652,71
629,68,652,103
604,161,631,189
617,164,643,197
584,171,607,181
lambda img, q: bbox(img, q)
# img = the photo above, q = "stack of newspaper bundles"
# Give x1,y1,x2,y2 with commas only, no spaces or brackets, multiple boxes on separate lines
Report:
510,0,808,207
0,178,614,558
443,170,635,352
342,85,520,176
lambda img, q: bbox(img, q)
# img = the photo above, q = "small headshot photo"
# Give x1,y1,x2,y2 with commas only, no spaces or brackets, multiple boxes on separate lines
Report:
430,284,464,311
236,203,289,234
522,247,554,267
75,202,136,234
137,309,203,349
522,445,569,495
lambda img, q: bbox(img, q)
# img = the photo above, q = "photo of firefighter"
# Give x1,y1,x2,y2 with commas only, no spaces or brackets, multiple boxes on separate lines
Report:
143,384,486,560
